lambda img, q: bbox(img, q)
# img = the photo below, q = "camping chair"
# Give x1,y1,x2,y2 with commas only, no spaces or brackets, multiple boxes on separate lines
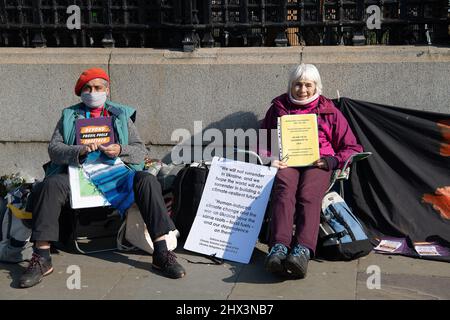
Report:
258,151,372,245
65,169,177,255
62,206,122,254
65,152,138,255
72,207,122,254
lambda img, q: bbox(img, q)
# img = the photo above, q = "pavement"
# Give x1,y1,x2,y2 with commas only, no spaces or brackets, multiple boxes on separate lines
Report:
1,240,449,300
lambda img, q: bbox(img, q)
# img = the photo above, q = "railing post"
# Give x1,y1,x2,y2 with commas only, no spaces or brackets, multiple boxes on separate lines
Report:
0,1,4,25
181,0,198,52
338,0,344,45
0,0,7,46
240,0,250,46
202,0,214,48
101,0,115,48
137,0,147,47
275,0,288,46
399,0,407,20
351,0,365,45
32,0,46,47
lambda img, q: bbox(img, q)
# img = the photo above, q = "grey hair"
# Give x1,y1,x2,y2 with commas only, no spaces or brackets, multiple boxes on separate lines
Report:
81,78,110,92
287,64,322,95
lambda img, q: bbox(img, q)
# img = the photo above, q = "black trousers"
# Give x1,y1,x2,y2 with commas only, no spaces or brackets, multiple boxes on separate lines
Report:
30,171,175,242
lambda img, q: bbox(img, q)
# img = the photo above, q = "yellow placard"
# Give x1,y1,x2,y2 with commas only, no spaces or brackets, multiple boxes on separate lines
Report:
277,114,320,167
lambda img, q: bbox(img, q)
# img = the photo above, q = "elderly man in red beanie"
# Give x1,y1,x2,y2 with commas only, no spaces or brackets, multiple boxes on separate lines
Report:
19,68,186,288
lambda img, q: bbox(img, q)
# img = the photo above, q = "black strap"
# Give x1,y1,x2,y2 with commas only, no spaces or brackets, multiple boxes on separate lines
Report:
182,253,224,265
6,209,12,240
329,205,356,241
321,230,348,241
173,164,190,220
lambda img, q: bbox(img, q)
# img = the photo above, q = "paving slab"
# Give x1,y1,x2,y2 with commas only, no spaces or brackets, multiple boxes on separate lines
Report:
228,244,358,300
0,250,139,300
103,249,243,300
356,252,450,300
356,273,450,300
357,252,450,277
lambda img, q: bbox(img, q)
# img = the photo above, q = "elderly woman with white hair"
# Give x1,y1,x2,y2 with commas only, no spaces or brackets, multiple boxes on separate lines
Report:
260,64,363,279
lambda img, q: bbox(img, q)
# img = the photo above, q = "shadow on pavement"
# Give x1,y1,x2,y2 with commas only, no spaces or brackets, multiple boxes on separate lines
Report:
221,247,292,284
0,261,27,288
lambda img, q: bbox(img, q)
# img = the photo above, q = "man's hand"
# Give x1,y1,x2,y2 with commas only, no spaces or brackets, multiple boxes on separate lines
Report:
79,142,100,156
271,160,288,169
312,158,329,170
99,144,121,158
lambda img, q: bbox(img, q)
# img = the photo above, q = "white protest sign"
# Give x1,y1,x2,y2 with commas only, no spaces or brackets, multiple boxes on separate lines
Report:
184,157,277,264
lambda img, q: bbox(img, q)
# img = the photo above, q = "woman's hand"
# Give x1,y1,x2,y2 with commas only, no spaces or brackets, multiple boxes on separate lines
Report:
312,158,329,170
271,160,288,169
99,144,121,158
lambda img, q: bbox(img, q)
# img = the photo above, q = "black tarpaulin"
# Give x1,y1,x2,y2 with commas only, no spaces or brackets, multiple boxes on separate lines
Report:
337,98,450,247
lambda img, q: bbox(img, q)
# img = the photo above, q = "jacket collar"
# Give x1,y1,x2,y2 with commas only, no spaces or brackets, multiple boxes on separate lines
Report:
104,101,123,117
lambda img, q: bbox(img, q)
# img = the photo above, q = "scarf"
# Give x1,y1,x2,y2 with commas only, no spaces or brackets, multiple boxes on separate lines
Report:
288,92,320,106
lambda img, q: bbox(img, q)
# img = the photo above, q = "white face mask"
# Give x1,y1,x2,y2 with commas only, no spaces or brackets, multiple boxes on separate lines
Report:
81,92,107,109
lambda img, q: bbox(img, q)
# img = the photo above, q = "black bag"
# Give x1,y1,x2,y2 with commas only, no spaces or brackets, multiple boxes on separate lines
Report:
171,162,209,242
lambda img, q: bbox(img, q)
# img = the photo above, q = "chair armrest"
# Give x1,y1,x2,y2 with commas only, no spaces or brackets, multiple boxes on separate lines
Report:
233,148,264,165
326,152,372,194
341,152,372,173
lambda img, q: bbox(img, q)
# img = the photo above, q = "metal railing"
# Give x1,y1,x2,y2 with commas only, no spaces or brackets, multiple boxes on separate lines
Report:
0,1,448,51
